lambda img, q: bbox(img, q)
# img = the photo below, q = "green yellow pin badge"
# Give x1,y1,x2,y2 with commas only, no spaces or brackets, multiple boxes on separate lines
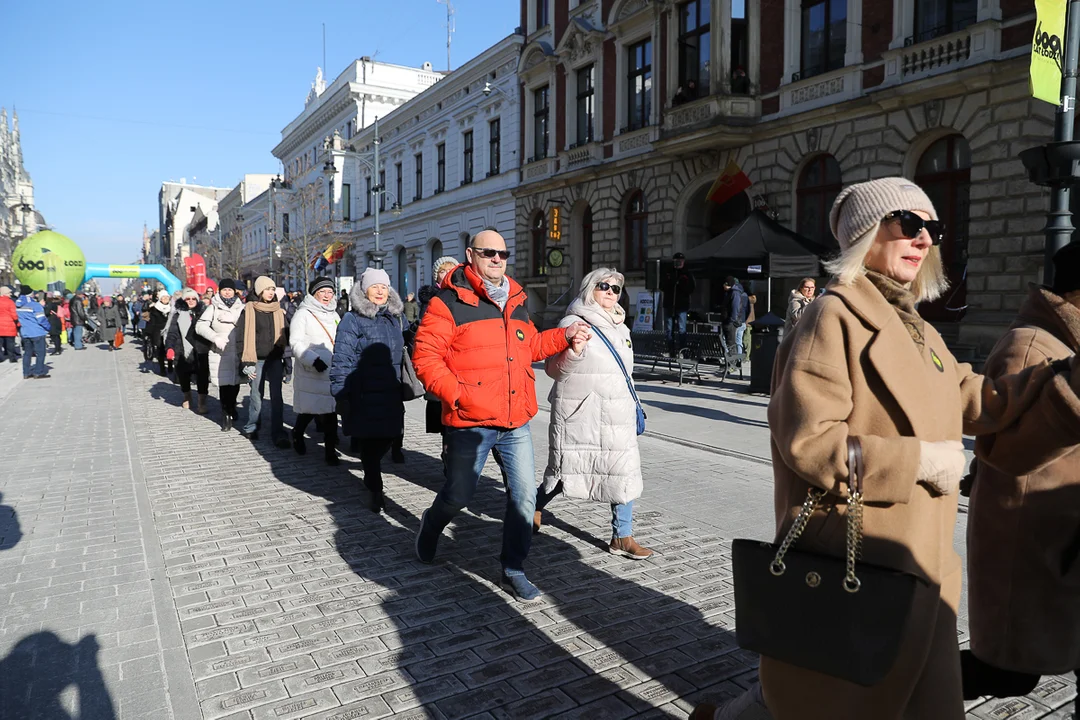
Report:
930,348,944,372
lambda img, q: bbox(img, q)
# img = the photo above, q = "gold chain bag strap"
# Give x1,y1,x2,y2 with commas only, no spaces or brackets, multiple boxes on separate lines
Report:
731,437,925,687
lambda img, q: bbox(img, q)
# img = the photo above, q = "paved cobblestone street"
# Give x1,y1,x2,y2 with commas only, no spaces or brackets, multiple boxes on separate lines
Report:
0,343,1075,719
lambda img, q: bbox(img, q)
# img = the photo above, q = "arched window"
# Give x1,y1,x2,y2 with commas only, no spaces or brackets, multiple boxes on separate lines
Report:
530,211,547,276
624,191,648,271
797,154,842,246
430,239,443,261
396,246,408,295
915,134,971,320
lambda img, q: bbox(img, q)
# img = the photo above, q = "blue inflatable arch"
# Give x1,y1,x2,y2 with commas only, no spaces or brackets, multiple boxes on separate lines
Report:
83,262,182,294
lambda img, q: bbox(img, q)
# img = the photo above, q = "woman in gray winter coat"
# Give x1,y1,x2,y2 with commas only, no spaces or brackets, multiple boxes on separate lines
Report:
196,279,244,430
535,268,653,559
290,276,340,465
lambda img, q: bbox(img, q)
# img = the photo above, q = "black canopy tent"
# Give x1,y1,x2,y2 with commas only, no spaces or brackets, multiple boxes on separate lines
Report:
683,210,838,311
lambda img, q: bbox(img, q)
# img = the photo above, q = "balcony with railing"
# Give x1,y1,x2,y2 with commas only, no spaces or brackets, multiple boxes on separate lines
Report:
559,141,603,171
880,20,1001,88
661,93,759,138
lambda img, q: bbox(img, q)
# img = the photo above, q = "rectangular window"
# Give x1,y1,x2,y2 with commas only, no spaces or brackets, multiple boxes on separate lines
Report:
341,184,351,222
800,0,846,80
489,119,501,176
576,65,595,145
414,153,423,200
395,163,403,207
378,170,386,211
282,213,290,239
533,86,549,160
436,143,446,193
627,39,652,131
677,0,711,97
536,0,549,29
914,0,977,43
462,131,474,184
365,177,372,216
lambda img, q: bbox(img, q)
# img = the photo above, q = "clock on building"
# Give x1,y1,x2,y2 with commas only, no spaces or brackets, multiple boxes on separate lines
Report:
546,248,565,268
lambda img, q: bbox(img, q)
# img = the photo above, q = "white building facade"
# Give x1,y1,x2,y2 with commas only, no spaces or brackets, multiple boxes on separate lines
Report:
155,181,231,279
0,109,42,286
271,60,445,289
336,35,524,300
217,174,275,285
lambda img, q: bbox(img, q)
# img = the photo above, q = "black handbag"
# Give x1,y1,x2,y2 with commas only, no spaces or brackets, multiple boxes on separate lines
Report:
731,438,925,687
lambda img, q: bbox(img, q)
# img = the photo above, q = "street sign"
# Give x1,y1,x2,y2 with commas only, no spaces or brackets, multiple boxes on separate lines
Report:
748,264,763,274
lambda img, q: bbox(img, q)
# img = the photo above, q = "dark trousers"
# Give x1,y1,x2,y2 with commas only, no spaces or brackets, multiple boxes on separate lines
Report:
295,413,338,448
21,336,47,377
176,353,210,395
0,335,17,362
219,384,240,419
961,650,1079,713
49,333,62,354
360,438,394,494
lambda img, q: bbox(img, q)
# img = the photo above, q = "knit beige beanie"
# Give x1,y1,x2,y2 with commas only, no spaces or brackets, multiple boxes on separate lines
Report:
829,177,938,250
254,276,275,297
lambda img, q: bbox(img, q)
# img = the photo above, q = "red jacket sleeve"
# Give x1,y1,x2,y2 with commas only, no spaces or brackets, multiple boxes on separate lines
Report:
412,296,462,406
530,325,570,362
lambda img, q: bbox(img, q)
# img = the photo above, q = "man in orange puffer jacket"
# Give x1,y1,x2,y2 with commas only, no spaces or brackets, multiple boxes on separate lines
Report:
413,230,590,602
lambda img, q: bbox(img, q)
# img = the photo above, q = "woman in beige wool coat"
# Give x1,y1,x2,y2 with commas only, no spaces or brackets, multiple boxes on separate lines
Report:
691,178,1075,720
535,268,653,560
963,241,1080,713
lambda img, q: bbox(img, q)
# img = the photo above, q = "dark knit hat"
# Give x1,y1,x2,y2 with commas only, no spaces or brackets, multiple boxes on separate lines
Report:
218,278,237,291
20,286,32,295
308,276,335,296
1052,242,1080,296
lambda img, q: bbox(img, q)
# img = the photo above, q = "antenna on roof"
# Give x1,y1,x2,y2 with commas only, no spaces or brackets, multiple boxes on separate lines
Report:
436,0,455,72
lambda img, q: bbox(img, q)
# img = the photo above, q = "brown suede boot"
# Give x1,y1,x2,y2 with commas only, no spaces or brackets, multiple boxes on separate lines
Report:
608,536,654,560
533,511,542,534
195,393,208,415
181,391,192,409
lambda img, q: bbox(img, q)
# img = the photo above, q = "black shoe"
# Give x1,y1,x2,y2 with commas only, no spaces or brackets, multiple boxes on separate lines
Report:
349,437,361,453
241,430,258,441
325,447,339,466
221,416,233,432
36,374,51,379
369,489,385,514
415,510,438,563
292,429,307,455
274,437,290,450
391,447,405,464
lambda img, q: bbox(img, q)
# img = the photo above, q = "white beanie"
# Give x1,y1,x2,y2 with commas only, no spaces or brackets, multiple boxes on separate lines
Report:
360,268,391,293
158,290,170,302
829,177,938,250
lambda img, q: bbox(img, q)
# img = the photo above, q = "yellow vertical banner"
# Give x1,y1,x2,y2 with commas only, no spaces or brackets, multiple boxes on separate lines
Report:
1032,0,1067,105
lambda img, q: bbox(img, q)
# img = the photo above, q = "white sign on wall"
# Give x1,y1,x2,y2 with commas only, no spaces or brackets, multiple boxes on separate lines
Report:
635,291,655,331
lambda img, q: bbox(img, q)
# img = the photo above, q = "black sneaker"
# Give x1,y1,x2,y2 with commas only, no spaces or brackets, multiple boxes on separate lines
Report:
292,429,307,455
391,447,405,464
415,510,439,564
274,437,290,450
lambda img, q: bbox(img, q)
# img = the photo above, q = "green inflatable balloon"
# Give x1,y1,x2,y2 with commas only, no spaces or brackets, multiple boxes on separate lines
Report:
12,231,86,294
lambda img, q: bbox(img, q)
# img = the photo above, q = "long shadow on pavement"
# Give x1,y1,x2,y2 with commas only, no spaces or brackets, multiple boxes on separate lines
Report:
0,632,117,720
0,491,22,551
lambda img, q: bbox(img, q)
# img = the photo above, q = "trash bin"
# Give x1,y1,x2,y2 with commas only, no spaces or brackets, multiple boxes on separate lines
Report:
749,312,785,394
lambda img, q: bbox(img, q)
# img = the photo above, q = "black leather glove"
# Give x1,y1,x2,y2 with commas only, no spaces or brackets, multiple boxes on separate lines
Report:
312,357,328,373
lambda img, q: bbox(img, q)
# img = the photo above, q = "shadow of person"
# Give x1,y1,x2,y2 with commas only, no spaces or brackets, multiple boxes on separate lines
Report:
0,491,22,551
0,632,117,719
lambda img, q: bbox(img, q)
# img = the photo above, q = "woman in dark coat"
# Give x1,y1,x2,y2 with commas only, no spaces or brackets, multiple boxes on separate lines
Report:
145,290,173,373
165,288,211,413
330,268,405,514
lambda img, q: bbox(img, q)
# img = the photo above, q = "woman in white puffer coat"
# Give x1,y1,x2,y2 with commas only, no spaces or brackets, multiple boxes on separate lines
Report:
196,279,244,431
289,276,340,465
536,267,654,560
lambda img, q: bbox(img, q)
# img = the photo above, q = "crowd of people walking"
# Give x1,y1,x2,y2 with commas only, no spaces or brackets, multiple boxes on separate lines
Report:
3,175,1079,720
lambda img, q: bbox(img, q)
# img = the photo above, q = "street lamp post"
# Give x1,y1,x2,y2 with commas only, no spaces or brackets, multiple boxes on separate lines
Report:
269,175,291,279
323,117,401,271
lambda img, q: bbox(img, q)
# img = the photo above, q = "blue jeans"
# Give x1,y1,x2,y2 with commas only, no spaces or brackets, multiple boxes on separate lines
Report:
426,424,536,573
242,357,285,439
536,481,634,538
664,311,688,346
72,325,85,350
21,336,46,377
733,322,747,356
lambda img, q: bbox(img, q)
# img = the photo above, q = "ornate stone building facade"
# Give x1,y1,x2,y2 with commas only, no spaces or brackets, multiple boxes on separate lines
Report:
0,109,43,286
514,0,1045,354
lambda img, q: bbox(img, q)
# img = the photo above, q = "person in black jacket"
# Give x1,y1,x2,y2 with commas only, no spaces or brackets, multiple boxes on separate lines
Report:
69,293,88,350
44,293,63,355
661,252,695,355
165,288,210,413
237,276,289,447
145,290,173,372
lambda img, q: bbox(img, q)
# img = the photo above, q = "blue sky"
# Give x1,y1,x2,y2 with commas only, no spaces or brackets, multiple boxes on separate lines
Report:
3,0,518,274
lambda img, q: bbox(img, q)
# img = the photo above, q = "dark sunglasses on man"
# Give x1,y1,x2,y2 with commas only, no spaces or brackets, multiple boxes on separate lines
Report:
884,210,945,246
595,282,622,295
472,248,511,260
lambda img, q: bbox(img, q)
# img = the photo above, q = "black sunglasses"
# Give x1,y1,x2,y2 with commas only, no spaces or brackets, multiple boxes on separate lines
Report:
884,210,945,245
472,247,511,260
595,282,622,295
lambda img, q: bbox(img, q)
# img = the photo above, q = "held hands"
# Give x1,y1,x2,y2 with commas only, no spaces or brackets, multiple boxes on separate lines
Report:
242,364,257,380
312,357,329,373
917,440,968,495
564,320,591,355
